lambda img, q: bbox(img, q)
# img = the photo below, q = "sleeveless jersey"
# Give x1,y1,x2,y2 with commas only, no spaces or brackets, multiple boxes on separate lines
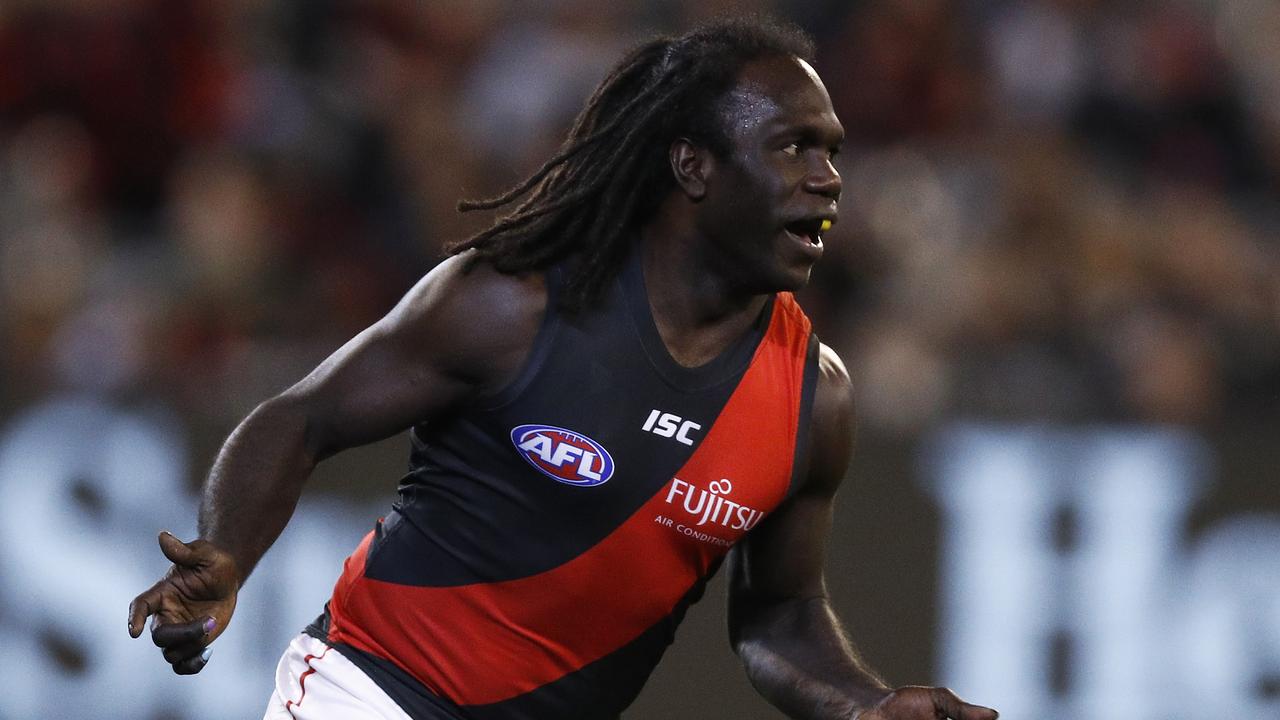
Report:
307,250,821,719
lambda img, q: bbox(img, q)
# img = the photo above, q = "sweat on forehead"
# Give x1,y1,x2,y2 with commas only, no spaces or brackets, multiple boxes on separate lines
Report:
714,56,827,137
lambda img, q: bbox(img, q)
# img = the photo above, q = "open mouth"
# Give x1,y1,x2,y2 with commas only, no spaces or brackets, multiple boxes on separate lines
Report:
784,218,830,246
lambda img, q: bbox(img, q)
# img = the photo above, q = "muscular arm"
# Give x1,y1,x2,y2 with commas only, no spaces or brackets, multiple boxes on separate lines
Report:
199,255,543,580
127,254,546,672
729,345,997,720
729,343,888,718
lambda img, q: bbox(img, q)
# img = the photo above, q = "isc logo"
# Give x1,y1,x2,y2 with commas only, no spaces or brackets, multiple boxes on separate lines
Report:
510,424,615,487
642,409,702,446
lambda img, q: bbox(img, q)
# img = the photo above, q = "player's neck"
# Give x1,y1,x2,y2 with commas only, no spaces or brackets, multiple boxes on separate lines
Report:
638,218,769,368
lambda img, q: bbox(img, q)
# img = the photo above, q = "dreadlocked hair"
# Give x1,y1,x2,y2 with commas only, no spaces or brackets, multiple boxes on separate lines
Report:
448,15,815,313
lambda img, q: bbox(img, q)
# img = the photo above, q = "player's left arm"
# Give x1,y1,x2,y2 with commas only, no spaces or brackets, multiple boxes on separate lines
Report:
727,343,998,720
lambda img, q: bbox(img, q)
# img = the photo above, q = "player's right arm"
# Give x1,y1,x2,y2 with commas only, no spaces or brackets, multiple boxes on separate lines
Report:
126,253,547,674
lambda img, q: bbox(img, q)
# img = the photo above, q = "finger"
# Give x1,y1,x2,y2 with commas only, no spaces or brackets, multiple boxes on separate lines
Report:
931,688,998,720
172,647,212,675
127,586,161,638
163,639,208,665
957,705,998,720
152,616,215,648
158,530,200,567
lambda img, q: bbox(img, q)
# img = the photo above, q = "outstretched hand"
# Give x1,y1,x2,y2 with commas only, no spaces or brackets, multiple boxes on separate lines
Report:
857,686,998,720
127,531,240,675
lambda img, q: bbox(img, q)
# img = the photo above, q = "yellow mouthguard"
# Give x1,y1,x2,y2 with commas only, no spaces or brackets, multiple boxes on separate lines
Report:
819,219,832,232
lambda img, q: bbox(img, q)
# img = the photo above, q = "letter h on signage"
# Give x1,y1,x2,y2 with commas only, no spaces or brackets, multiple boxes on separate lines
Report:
922,425,1280,720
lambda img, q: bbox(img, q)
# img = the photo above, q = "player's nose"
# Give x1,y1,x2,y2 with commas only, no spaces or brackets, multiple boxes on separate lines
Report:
805,158,841,202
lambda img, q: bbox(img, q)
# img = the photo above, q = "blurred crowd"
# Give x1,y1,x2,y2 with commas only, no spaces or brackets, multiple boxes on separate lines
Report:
1,0,1278,451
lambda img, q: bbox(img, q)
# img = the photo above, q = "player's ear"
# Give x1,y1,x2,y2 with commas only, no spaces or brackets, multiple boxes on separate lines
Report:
669,137,713,201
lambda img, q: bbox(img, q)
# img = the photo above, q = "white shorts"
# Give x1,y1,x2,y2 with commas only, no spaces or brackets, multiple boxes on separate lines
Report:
263,633,413,720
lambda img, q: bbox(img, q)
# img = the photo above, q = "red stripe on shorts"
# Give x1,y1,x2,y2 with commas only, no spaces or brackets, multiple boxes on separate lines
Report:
285,646,332,718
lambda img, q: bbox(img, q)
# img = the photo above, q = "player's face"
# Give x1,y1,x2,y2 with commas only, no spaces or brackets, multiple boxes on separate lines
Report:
696,55,843,293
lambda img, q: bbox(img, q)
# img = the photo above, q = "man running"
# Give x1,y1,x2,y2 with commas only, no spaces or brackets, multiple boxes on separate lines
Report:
129,17,998,720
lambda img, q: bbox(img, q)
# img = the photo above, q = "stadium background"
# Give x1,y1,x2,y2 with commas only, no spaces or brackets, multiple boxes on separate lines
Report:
1,0,1278,718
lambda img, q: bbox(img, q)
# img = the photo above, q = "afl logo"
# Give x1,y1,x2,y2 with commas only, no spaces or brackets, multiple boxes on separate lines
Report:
510,424,615,487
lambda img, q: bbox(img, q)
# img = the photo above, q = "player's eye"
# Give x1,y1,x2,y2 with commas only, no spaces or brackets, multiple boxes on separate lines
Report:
780,143,800,157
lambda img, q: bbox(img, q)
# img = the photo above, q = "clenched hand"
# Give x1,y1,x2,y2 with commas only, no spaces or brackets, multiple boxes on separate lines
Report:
127,531,240,674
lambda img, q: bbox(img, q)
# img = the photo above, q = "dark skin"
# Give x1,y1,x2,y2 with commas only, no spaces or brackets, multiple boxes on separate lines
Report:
129,55,997,720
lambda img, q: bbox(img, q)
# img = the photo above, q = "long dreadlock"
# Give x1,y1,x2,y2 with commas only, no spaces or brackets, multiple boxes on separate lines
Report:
448,16,815,312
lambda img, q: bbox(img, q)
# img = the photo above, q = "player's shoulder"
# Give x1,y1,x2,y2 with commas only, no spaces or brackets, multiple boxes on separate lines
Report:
408,251,547,321
814,342,853,418
394,251,549,391
801,342,855,497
